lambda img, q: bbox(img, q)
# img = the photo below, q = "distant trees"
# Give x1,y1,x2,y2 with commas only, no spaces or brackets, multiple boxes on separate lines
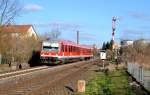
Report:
102,40,113,50
48,30,61,40
101,40,114,60
42,29,61,41
106,42,110,50
102,42,106,50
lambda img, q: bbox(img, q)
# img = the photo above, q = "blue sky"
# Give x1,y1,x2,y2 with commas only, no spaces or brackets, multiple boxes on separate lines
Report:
16,0,150,47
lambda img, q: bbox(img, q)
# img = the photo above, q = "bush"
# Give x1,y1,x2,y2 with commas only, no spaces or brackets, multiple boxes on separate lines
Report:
0,35,40,64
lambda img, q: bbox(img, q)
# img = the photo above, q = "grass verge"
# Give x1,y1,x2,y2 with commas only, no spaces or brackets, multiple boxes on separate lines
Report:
79,69,135,95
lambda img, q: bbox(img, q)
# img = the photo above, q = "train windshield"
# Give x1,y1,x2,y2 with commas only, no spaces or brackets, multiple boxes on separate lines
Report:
43,46,59,52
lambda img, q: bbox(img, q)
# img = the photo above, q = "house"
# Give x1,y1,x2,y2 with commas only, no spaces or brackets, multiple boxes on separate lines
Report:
121,40,134,47
133,39,149,48
135,39,149,44
0,24,38,39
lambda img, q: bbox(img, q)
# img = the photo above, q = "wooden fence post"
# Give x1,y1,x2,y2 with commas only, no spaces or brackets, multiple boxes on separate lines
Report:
78,80,85,93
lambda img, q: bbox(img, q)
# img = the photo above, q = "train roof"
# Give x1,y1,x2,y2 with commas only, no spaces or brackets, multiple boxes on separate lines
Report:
42,40,93,49
59,40,93,49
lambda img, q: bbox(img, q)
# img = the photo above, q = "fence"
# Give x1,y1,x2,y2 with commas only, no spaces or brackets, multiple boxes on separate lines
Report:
127,62,150,90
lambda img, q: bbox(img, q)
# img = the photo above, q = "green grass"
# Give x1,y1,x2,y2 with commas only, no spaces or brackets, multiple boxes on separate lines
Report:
79,69,135,95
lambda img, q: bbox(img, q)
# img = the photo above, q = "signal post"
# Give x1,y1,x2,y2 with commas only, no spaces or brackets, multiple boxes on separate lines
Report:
100,50,106,70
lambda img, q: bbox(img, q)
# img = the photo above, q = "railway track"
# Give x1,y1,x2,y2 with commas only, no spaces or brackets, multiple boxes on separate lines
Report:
0,66,49,80
0,59,98,95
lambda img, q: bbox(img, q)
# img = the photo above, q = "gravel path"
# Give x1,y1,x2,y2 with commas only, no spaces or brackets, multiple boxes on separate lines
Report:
0,59,101,95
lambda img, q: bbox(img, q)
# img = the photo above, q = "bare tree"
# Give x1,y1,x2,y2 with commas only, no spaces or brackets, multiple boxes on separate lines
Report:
0,0,21,65
44,29,61,41
49,30,61,40
0,0,21,48
0,0,21,25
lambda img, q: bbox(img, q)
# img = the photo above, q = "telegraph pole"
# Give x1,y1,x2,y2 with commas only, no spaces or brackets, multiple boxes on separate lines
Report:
77,30,79,44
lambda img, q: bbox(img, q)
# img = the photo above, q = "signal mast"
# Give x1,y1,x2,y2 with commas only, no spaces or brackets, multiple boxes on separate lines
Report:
112,16,117,49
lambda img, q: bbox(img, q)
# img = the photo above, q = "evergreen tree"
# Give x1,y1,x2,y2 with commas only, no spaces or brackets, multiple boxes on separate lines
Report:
109,40,113,50
102,42,106,50
106,42,110,50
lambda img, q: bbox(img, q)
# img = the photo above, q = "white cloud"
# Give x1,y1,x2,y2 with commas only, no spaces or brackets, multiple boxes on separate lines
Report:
23,4,43,12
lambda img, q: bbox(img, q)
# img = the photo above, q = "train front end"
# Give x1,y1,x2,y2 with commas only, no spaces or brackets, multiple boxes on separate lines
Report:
40,41,60,64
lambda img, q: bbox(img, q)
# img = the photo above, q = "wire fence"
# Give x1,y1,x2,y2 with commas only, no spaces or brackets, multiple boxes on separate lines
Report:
127,62,150,90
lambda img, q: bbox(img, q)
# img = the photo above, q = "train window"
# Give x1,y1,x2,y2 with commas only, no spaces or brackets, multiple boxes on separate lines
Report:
62,45,64,52
71,46,72,52
51,47,59,52
74,47,76,52
69,46,71,52
68,46,70,52
65,45,66,52
70,46,72,52
43,46,59,52
77,47,79,52
69,47,71,52
73,46,75,52
72,46,74,52
67,46,69,52
43,46,51,51
65,45,68,52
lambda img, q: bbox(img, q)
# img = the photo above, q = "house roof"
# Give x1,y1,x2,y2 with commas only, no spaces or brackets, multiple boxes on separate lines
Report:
1,25,32,33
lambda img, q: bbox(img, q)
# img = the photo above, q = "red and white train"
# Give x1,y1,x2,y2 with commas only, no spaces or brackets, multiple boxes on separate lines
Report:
40,40,93,64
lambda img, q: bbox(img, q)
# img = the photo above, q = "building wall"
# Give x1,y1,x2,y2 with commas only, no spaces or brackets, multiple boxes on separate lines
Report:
27,27,37,39
121,40,133,47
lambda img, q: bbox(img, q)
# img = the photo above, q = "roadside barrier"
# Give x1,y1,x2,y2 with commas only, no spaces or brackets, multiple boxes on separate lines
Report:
127,62,150,90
